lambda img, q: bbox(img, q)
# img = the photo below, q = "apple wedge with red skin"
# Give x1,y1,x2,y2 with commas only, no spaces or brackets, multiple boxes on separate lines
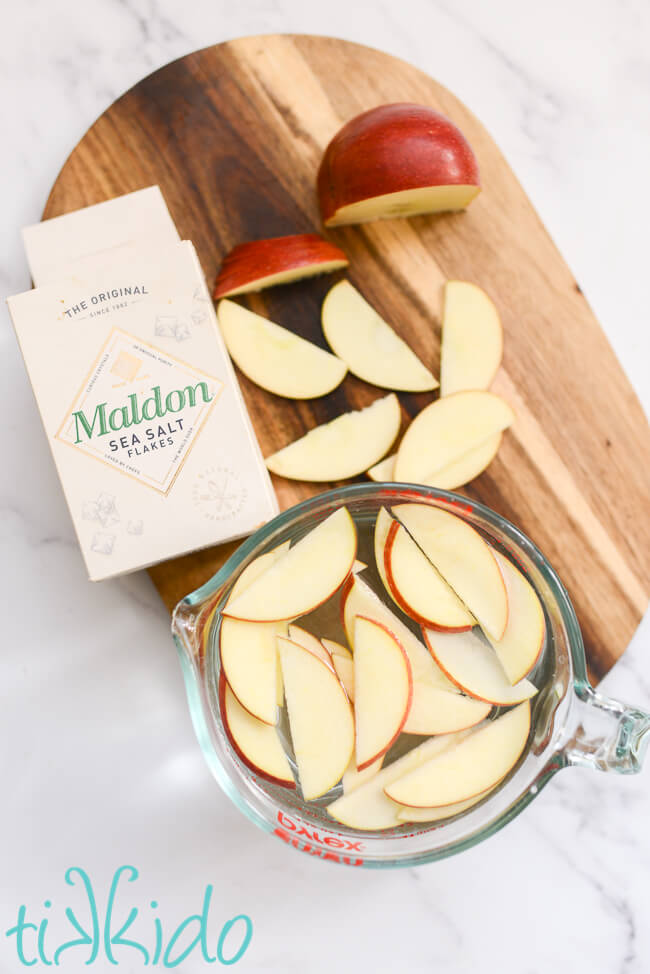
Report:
440,281,503,397
487,552,546,684
328,627,490,736
342,755,384,795
219,673,295,789
265,393,401,482
423,627,537,706
318,103,480,227
385,702,531,808
392,503,509,641
354,616,413,771
278,636,354,800
224,507,356,622
373,506,398,605
340,572,457,692
384,519,474,632
219,542,291,724
327,729,472,830
213,233,348,298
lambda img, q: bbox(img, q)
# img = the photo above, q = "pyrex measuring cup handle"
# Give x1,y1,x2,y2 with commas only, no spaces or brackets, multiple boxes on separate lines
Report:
564,684,650,774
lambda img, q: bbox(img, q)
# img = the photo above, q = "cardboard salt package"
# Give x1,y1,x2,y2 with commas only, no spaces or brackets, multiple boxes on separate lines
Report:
9,190,278,580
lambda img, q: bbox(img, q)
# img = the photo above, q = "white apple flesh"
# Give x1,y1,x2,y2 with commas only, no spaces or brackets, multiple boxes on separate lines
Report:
367,434,501,490
354,616,413,770
396,785,496,822
287,625,335,671
487,552,546,684
220,618,284,725
367,454,396,482
265,394,401,482
224,507,356,622
321,280,438,392
342,755,384,794
384,520,474,630
373,506,397,603
220,675,295,788
440,281,503,396
341,573,457,692
423,627,537,706
393,391,514,484
385,702,531,807
422,433,502,489
332,653,354,700
278,637,354,800
220,543,291,724
402,681,491,735
392,503,509,641
327,730,472,830
321,638,352,660
217,299,347,399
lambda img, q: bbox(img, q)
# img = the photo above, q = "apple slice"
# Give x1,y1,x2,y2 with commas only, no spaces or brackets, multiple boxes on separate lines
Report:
220,619,284,725
385,702,531,807
265,394,401,482
342,756,384,794
224,508,356,622
213,234,348,298
393,504,508,640
220,674,294,788
423,628,537,705
227,542,292,601
354,617,412,770
288,625,335,671
393,391,514,484
367,435,501,490
385,520,474,631
373,506,396,599
278,637,354,800
396,786,496,823
487,552,546,684
327,730,471,830
321,638,352,660
329,646,486,735
440,281,503,396
403,681,491,735
217,299,347,399
332,653,355,700
318,104,480,227
421,434,501,490
367,454,396,482
341,574,456,691
220,543,292,723
321,280,437,392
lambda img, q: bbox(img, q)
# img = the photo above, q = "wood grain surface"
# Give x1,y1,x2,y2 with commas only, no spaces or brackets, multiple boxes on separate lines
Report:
42,34,649,682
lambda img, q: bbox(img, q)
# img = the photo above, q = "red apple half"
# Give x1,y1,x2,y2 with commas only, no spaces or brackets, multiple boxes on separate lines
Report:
318,103,480,227
213,234,348,298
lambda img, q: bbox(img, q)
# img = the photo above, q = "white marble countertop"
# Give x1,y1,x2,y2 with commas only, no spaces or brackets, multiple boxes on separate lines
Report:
2,1,649,971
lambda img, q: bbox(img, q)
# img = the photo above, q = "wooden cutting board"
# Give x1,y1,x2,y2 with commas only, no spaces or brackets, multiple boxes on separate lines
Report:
43,34,649,682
